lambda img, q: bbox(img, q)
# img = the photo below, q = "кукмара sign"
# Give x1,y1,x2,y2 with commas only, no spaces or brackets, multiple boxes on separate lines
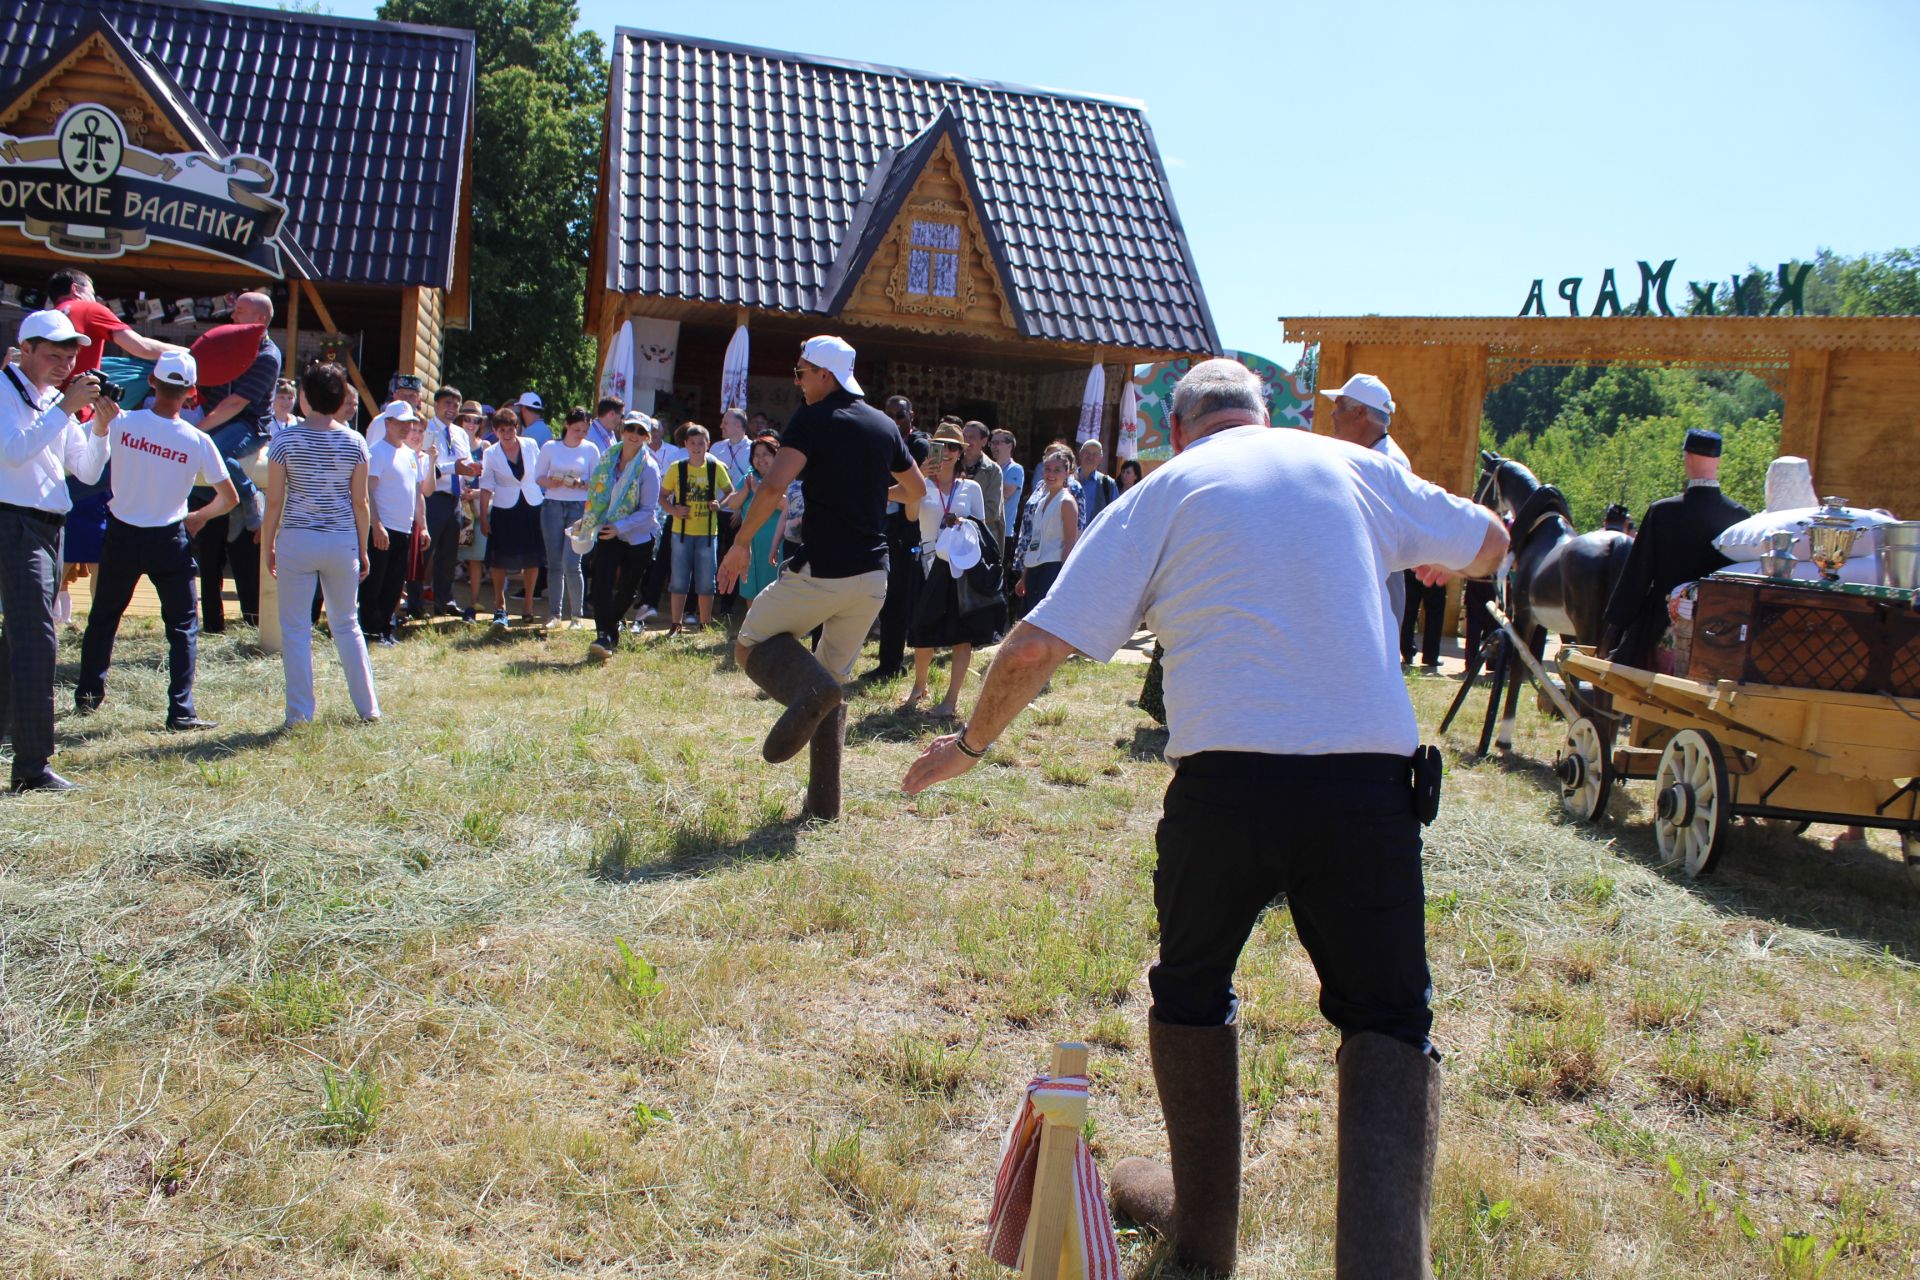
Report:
0,104,290,276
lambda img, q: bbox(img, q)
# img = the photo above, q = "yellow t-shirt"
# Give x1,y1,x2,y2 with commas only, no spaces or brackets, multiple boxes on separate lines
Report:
661,456,735,537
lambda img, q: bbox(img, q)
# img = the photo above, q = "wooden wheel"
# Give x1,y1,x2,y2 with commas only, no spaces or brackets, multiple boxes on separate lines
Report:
1555,716,1613,823
1654,729,1731,878
1903,832,1920,893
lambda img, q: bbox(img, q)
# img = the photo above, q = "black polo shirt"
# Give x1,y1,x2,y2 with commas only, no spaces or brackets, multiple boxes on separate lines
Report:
782,388,912,578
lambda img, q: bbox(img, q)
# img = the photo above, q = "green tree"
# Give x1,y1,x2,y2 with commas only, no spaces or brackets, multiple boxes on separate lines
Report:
376,0,605,408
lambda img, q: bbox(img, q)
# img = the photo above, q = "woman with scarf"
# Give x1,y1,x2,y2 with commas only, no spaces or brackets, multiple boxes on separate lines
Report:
903,422,996,718
582,414,663,661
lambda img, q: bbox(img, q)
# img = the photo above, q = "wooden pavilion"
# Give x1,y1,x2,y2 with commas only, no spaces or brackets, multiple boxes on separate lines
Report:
586,30,1218,456
1284,315,1920,519
0,0,476,410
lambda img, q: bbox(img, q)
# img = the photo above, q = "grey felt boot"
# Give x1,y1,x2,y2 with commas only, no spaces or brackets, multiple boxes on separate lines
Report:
1335,1031,1441,1280
1109,1016,1241,1275
741,632,844,763
804,704,846,820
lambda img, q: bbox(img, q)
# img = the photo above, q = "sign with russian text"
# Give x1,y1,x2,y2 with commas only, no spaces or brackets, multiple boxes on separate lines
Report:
0,104,290,276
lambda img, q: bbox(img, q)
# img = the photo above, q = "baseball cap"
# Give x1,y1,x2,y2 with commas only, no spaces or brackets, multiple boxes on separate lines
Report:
152,350,198,387
799,335,863,397
516,391,544,411
621,410,654,431
1319,373,1395,418
17,309,91,346
380,399,421,423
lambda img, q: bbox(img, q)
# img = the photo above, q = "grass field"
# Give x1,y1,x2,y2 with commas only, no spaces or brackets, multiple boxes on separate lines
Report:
2,618,1917,1278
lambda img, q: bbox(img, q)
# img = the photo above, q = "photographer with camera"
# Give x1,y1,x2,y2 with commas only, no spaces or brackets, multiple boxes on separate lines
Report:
1,310,117,793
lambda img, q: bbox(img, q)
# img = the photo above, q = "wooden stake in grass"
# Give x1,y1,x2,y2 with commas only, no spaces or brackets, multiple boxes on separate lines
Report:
984,1042,1121,1280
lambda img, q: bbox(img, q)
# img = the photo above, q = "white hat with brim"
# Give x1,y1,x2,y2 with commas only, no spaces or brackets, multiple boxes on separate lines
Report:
1319,373,1395,418
800,335,864,397
152,350,198,387
18,309,91,346
380,399,420,422
516,392,544,411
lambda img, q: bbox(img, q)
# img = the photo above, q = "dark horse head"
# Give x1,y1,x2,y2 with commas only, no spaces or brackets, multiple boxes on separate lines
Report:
1471,448,1630,653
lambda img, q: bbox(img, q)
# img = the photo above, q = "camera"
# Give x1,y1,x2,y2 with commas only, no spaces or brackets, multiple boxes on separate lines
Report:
92,373,124,404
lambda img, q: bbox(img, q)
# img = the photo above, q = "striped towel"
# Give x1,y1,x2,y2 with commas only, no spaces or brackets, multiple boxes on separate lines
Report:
984,1074,1121,1278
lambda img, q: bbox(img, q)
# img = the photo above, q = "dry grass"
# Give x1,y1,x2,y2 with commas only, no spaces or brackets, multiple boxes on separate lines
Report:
1,624,1916,1277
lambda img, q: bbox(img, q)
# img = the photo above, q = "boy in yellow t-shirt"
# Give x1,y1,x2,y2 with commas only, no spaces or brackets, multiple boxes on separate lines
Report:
660,422,736,632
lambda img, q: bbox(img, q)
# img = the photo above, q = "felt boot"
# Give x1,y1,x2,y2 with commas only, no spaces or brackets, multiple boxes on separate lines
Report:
741,632,844,763
1109,1015,1241,1275
803,704,846,820
1335,1031,1441,1280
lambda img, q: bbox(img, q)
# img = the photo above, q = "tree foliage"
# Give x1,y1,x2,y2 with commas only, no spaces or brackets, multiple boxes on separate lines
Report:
376,0,604,408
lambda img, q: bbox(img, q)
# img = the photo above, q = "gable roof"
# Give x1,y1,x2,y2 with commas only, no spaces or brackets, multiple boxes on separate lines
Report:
601,29,1218,355
0,0,474,289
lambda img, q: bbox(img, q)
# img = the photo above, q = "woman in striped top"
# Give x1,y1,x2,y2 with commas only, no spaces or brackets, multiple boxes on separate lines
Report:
261,363,380,725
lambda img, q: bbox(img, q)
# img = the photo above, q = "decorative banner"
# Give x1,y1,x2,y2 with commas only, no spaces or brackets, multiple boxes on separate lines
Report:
720,322,750,415
599,318,634,404
631,316,679,394
0,104,291,276
1075,362,1106,445
1130,350,1312,462
1115,380,1139,461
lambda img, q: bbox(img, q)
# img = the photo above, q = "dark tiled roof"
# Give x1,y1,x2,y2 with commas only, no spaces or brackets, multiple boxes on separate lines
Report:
602,30,1218,355
0,0,474,287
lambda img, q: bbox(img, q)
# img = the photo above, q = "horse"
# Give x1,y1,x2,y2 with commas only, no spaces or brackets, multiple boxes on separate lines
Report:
1468,450,1633,750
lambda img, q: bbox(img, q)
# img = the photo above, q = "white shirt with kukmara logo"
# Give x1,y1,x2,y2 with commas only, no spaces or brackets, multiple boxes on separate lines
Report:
0,364,109,513
105,408,228,527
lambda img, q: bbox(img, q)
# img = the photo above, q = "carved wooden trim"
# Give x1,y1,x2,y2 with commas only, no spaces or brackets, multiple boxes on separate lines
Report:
0,34,175,149
885,200,971,319
1284,315,1920,357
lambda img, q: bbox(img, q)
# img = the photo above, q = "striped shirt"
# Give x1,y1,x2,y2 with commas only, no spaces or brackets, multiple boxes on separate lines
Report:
268,422,369,534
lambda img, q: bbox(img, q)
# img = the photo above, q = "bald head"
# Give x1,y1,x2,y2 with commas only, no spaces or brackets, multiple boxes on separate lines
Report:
232,292,273,325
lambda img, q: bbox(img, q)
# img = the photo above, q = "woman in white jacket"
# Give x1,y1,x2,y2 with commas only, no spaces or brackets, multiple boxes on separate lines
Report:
478,407,544,625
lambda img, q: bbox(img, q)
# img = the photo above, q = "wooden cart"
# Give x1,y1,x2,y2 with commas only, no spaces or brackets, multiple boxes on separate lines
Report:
1555,648,1920,886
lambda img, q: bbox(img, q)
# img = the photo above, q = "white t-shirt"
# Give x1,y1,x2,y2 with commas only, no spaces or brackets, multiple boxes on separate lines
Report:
105,409,229,527
368,436,423,533
917,476,986,564
1026,425,1495,760
534,439,602,502
1374,431,1414,645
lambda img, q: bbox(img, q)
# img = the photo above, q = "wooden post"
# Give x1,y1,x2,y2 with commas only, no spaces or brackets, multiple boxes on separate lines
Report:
1022,1042,1090,1280
296,279,379,416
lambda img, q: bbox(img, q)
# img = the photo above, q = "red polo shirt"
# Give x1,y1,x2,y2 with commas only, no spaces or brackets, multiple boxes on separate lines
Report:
54,297,128,376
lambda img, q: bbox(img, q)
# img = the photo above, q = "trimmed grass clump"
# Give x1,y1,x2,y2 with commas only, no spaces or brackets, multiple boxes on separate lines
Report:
0,624,1914,1277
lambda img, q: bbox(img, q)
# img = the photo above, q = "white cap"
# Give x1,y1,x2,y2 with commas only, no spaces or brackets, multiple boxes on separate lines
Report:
380,399,420,422
152,350,198,387
800,335,863,397
17,309,91,347
621,410,654,430
1319,373,1395,419
516,391,544,411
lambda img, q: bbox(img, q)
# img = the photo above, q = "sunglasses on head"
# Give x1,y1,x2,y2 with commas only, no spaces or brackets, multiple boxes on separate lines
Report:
392,375,423,391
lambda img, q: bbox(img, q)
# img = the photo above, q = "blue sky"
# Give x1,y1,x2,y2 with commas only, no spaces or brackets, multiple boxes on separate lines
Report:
321,0,1918,361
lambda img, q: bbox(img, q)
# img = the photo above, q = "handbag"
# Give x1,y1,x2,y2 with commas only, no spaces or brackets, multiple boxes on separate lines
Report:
955,516,1004,618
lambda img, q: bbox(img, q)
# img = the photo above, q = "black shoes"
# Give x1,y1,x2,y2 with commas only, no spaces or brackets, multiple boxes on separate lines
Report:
166,716,219,732
11,769,80,794
859,665,903,682
74,692,102,715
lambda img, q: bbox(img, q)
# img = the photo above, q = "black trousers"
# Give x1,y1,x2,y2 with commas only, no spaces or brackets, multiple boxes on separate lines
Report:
641,528,671,609
359,527,413,639
1399,570,1448,666
1149,751,1433,1053
875,529,922,672
195,514,260,630
592,538,655,641
0,505,64,779
714,512,740,617
77,516,199,722
410,490,461,614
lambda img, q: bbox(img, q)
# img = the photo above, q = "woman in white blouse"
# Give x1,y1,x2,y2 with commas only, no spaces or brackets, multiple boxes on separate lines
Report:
477,407,544,625
903,422,998,718
534,410,601,627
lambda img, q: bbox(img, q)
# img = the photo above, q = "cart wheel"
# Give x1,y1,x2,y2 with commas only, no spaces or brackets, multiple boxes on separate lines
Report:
1654,729,1730,878
1903,833,1920,892
1555,716,1613,823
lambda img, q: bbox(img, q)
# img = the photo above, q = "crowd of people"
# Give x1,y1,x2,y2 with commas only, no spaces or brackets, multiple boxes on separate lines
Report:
1,286,1150,783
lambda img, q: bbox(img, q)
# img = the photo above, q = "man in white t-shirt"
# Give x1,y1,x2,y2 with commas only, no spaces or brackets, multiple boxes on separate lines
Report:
75,350,237,731
904,359,1506,1277
1324,372,1420,659
359,400,429,646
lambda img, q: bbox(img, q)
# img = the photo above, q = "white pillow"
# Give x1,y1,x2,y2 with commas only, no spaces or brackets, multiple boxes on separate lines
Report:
1713,505,1897,562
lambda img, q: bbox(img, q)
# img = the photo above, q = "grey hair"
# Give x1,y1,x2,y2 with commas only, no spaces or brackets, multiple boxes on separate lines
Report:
1171,358,1265,423
1364,403,1391,432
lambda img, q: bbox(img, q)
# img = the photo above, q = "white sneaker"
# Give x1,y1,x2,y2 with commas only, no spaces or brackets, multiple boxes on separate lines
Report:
638,605,657,623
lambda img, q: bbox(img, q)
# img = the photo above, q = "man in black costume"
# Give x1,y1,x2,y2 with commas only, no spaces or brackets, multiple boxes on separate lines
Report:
1601,428,1749,668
